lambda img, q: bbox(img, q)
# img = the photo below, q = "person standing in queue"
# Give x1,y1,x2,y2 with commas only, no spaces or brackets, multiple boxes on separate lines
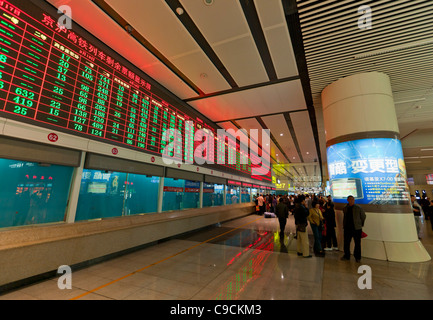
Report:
411,195,423,239
308,201,325,257
341,195,366,263
257,194,265,215
276,198,289,236
294,195,312,258
323,195,338,251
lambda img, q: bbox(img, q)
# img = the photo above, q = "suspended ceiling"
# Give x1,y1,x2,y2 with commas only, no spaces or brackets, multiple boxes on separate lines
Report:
45,0,433,189
296,0,433,180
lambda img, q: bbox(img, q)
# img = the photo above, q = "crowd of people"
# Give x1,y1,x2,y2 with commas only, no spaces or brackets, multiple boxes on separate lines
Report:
253,191,433,262
254,193,351,259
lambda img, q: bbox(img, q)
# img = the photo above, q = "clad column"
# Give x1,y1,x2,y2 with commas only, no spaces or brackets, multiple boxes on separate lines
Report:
321,72,430,262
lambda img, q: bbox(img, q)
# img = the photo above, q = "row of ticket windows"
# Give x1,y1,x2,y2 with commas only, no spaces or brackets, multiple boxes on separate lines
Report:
0,157,272,229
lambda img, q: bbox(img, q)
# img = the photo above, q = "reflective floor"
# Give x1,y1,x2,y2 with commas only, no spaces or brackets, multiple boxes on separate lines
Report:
2,214,433,300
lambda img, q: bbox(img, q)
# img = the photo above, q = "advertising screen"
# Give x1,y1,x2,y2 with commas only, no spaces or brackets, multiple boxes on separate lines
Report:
327,138,410,204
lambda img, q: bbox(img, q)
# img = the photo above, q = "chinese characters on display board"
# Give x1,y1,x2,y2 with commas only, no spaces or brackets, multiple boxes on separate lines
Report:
0,0,260,179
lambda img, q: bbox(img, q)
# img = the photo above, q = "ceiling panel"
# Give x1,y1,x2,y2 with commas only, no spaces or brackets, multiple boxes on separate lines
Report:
188,80,306,122
261,25,299,79
48,0,198,99
212,35,269,87
105,0,232,94
236,118,267,149
290,111,318,163
180,0,250,45
261,114,301,163
170,51,232,94
105,0,196,57
255,0,299,78
181,0,268,87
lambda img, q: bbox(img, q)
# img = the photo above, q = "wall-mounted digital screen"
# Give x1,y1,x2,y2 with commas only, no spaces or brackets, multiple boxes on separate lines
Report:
327,138,410,205
331,178,363,199
0,0,265,180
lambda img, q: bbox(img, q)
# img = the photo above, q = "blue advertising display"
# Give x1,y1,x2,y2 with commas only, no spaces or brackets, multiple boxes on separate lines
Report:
327,138,410,204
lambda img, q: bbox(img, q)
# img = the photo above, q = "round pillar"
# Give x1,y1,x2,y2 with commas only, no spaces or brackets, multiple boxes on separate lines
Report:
321,72,430,262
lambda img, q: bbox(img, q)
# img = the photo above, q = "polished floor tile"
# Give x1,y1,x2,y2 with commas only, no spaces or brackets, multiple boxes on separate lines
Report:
1,214,433,300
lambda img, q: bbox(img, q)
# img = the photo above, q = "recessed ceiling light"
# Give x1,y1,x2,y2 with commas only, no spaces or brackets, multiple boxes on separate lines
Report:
176,7,184,15
204,0,214,5
280,133,283,136
306,152,309,155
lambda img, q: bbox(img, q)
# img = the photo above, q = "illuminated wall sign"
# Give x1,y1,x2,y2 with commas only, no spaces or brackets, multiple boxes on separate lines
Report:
227,180,242,186
0,0,258,179
275,183,286,189
327,138,410,204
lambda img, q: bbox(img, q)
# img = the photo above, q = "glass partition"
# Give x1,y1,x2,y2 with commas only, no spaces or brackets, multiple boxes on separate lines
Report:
76,170,127,221
162,178,200,211
226,185,240,204
203,183,224,207
75,170,160,221
123,174,160,215
241,187,251,203
0,159,74,228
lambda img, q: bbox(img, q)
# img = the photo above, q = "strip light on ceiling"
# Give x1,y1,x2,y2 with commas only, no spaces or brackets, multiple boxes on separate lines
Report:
394,98,426,105
353,38,433,59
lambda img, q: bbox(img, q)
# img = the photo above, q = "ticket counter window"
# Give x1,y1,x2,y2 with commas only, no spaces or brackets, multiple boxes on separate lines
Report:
76,170,160,220
203,183,224,207
76,170,127,221
226,186,240,204
241,187,251,203
0,159,74,228
162,178,200,211
123,174,160,215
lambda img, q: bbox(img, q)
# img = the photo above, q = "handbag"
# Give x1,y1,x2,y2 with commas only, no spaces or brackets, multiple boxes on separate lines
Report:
321,221,327,236
296,224,307,232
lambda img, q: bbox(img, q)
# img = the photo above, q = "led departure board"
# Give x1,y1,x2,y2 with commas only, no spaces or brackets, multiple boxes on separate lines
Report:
0,0,264,179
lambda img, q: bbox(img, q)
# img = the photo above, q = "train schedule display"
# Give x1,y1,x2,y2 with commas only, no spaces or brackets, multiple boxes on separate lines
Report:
0,0,261,179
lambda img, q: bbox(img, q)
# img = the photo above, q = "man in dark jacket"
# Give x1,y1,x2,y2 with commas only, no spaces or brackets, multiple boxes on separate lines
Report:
276,198,289,235
341,195,366,262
